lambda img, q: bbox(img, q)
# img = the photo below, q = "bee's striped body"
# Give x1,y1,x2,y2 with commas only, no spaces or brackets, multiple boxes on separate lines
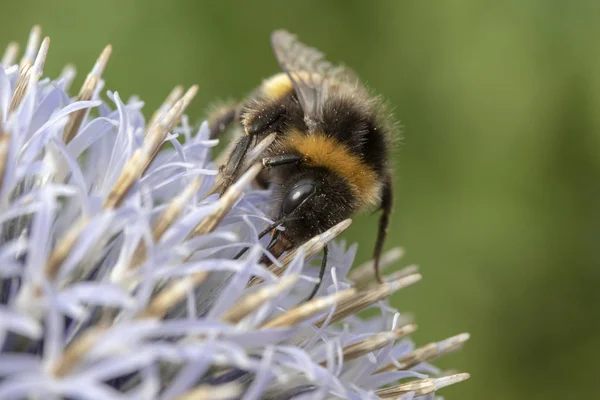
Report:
209,30,398,295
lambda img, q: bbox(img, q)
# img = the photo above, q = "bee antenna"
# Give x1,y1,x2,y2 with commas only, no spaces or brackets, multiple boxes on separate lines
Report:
233,218,285,260
257,230,282,266
265,231,280,252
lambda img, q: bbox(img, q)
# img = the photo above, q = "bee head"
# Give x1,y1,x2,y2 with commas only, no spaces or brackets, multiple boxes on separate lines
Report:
281,178,316,216
274,167,357,247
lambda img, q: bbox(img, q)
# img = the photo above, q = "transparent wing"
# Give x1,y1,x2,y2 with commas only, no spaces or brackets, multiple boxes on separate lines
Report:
271,30,357,131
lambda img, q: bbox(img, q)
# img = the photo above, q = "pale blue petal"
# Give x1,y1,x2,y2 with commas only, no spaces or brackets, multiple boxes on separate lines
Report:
0,66,12,123
0,374,52,399
21,100,101,164
0,307,42,339
0,353,41,376
27,85,64,140
66,117,118,158
205,246,262,319
59,282,135,309
242,346,275,400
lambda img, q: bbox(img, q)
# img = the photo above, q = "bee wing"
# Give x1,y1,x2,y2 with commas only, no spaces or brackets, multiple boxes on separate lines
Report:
271,30,357,131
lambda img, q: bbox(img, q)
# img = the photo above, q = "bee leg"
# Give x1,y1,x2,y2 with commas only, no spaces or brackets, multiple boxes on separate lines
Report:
233,218,285,260
207,104,241,140
217,134,252,194
373,175,394,283
253,155,303,187
304,243,329,301
216,106,286,194
218,146,302,195
262,154,304,168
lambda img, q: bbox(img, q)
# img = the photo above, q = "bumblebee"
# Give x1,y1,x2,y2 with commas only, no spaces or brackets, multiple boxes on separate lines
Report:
209,30,397,299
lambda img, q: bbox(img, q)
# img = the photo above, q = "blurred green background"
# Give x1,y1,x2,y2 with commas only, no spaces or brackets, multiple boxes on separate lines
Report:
2,0,598,398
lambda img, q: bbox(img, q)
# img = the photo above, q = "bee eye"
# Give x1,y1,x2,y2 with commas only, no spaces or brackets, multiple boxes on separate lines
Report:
282,182,315,215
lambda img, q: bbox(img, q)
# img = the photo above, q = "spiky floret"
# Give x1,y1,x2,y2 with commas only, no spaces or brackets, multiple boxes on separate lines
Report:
0,26,469,399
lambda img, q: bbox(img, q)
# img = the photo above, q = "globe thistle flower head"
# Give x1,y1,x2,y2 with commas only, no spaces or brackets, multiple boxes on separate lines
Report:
0,26,470,399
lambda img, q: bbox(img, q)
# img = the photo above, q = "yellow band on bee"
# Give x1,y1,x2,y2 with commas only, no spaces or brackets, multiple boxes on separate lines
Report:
283,130,381,208
261,73,294,100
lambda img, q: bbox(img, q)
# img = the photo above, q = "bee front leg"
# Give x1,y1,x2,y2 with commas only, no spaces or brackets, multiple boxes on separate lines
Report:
262,154,304,168
214,134,253,195
212,105,287,195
